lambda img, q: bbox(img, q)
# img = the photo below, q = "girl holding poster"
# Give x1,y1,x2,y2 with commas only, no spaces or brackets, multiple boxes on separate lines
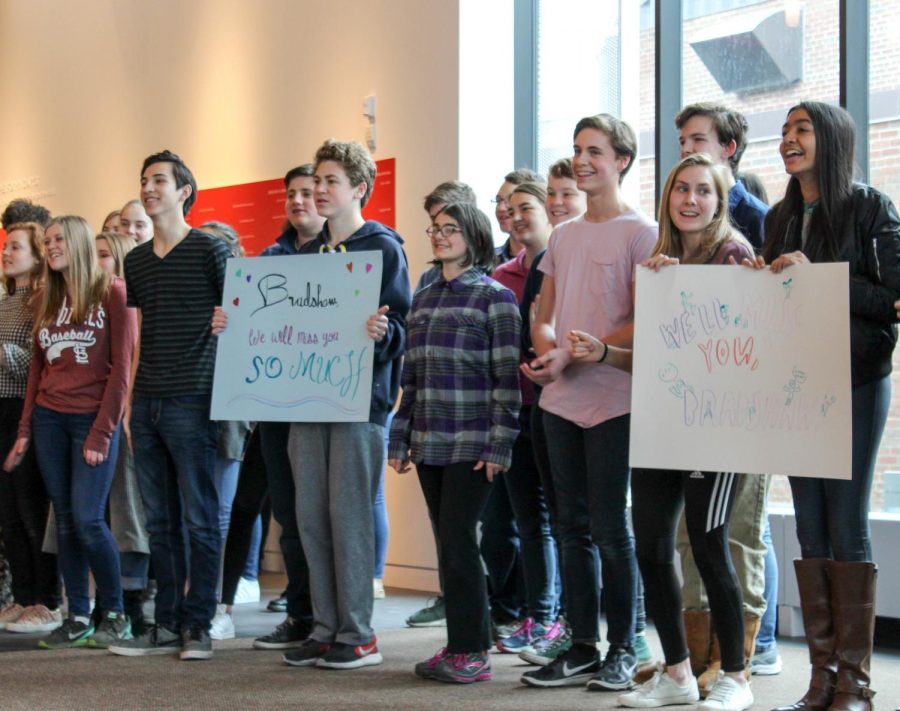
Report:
749,102,900,711
569,153,754,711
388,203,521,684
3,216,137,650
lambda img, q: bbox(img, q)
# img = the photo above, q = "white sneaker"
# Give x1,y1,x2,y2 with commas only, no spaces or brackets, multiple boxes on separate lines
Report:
697,674,754,711
0,603,25,630
233,577,260,605
618,669,700,708
209,605,235,640
373,578,385,600
6,605,63,633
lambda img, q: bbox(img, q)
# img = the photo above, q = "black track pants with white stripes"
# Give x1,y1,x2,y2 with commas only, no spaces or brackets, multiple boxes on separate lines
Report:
631,469,745,672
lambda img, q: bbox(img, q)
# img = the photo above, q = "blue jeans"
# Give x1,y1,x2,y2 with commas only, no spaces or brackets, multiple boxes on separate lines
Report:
543,411,637,645
756,515,778,650
789,376,890,562
373,411,392,579
31,405,122,617
504,406,557,624
131,394,220,631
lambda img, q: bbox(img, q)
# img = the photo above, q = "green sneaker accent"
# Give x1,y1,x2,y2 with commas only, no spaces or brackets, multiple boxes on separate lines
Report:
633,633,653,663
88,611,133,649
406,597,446,627
518,624,572,666
38,617,95,649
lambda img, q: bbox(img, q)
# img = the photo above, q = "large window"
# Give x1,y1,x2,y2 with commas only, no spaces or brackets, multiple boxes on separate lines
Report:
535,1,622,176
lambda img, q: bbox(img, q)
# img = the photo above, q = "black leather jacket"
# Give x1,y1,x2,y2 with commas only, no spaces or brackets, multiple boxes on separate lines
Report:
765,183,900,387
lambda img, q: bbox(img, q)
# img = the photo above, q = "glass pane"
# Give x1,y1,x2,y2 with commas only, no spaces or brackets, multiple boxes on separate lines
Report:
869,0,900,514
535,0,621,176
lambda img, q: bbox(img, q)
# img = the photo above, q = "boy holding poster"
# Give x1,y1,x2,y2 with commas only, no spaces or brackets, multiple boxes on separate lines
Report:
520,115,656,690
282,139,410,669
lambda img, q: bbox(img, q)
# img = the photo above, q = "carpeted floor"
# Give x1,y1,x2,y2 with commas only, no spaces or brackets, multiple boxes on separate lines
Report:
1,582,898,710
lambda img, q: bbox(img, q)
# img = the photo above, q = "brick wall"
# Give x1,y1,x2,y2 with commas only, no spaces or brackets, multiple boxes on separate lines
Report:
633,0,900,509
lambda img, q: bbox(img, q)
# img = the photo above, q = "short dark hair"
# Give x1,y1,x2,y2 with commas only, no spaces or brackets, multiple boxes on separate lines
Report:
504,168,543,186
737,171,769,205
141,150,198,216
284,164,315,188
423,181,477,214
314,139,377,207
573,114,638,184
433,203,496,273
548,158,575,181
2,199,51,229
675,102,749,176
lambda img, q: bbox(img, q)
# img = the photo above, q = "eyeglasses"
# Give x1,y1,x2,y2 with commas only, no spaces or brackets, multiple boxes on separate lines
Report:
425,225,462,239
490,196,510,205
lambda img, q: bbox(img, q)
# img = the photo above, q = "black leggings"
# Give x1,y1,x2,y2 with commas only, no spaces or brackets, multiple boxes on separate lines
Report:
632,469,744,672
221,427,270,606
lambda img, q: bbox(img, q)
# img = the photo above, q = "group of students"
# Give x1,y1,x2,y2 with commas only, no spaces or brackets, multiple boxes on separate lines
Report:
0,99,894,711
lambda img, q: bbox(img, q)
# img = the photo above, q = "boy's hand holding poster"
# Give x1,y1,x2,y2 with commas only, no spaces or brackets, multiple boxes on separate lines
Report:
630,263,851,479
211,251,383,422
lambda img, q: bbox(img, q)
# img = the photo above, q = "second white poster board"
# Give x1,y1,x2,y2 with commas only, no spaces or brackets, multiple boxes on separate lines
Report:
630,263,851,479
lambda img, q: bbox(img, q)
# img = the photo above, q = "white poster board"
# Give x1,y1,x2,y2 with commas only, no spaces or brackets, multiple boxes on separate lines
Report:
211,251,383,422
630,263,851,479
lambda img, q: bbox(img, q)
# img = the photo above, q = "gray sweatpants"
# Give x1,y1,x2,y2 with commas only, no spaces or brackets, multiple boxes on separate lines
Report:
288,421,384,646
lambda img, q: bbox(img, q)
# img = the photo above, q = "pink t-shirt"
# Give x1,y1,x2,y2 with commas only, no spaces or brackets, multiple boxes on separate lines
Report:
539,210,657,427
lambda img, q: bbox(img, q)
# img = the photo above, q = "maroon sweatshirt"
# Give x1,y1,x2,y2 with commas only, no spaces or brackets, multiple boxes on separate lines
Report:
19,277,137,457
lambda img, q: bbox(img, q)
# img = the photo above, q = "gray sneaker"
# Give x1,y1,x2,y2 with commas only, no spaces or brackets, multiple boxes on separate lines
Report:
180,627,213,661
406,597,446,627
750,645,783,675
518,620,572,666
108,624,181,657
88,611,132,649
586,644,638,691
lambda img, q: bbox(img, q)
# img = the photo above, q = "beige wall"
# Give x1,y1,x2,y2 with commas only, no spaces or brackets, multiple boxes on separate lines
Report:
1,0,502,592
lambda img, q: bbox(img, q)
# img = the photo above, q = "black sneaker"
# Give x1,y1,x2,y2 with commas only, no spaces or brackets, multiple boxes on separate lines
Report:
520,646,600,687
586,644,638,691
267,594,288,613
283,638,331,667
38,617,95,650
88,611,132,649
109,623,181,657
315,638,383,669
180,627,212,661
253,616,310,650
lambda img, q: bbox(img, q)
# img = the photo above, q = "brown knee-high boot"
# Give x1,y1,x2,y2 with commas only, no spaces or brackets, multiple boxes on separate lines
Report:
828,561,877,711
772,559,837,711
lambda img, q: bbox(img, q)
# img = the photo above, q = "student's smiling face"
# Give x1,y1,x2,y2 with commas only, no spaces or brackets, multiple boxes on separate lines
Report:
2,229,37,282
510,191,550,248
572,128,629,195
141,162,190,220
546,176,585,226
43,222,69,273
780,108,818,181
95,237,117,276
119,202,153,244
285,175,324,235
314,161,366,219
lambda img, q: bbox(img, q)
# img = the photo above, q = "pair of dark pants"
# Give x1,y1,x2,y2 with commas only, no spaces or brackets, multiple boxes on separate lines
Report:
503,406,557,623
0,398,58,608
632,468,744,672
418,461,493,653
131,394,220,631
222,426,268,606
543,411,637,646
790,376,890,562
32,405,121,616
480,474,523,624
257,422,312,625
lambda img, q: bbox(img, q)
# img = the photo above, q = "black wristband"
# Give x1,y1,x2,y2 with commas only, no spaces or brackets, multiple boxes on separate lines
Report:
598,342,609,363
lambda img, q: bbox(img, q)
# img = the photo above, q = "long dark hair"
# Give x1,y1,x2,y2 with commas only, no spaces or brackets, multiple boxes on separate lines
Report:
763,101,857,263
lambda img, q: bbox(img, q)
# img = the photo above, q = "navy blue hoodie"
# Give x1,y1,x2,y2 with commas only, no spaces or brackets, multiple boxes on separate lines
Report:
320,220,411,426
